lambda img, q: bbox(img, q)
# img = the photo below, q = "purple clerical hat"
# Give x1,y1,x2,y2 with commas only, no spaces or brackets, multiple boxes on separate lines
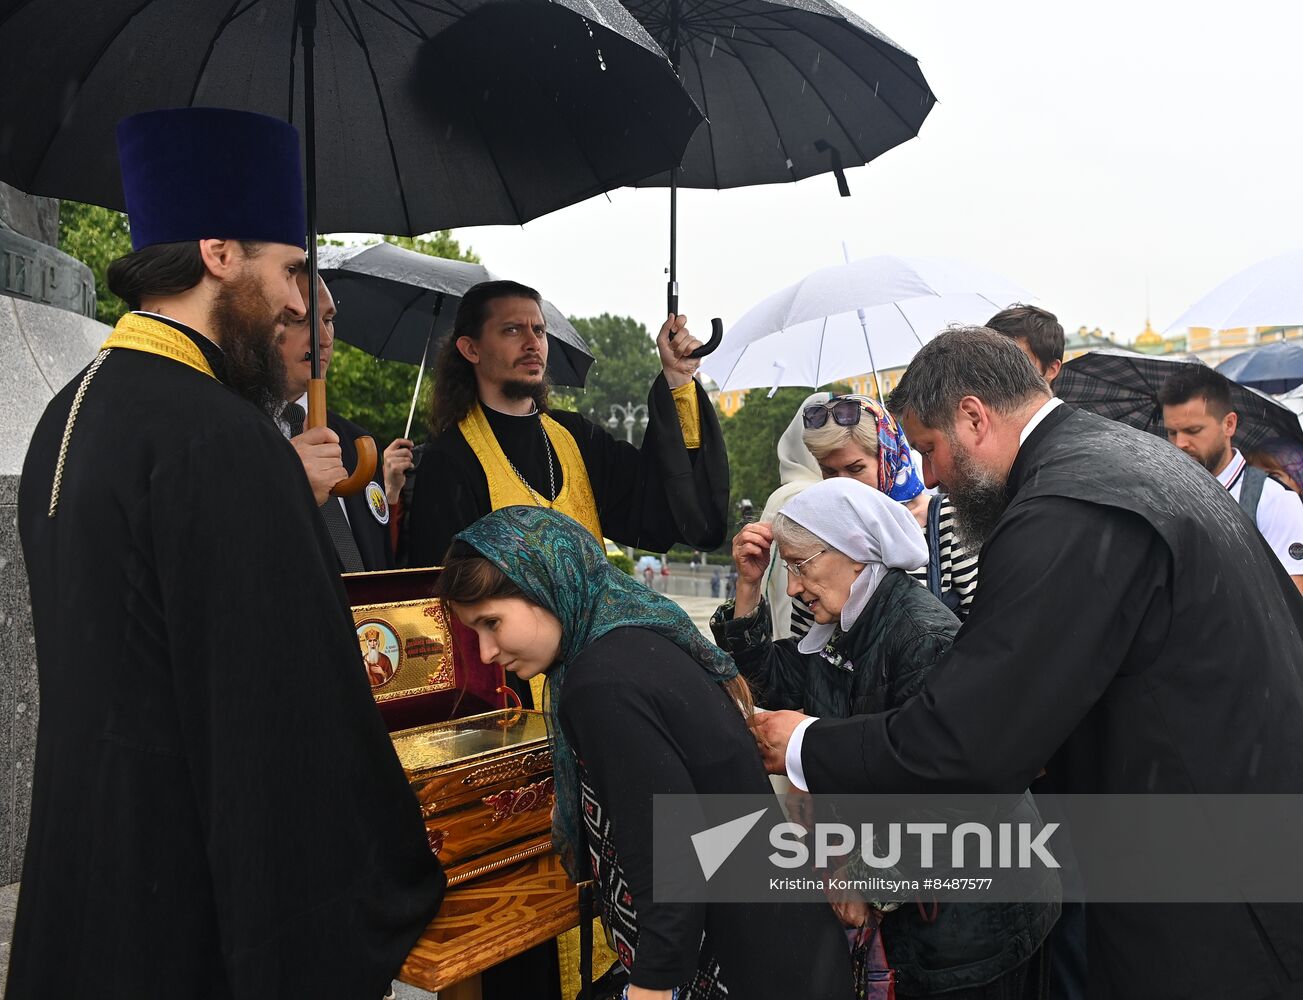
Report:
116,107,306,251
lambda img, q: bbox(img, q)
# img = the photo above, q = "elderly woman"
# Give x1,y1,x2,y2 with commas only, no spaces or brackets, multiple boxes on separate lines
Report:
801,394,978,617
710,479,1057,1000
435,506,853,1000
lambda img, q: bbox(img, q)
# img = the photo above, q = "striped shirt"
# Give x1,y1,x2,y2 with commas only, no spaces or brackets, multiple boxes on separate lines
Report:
907,495,980,618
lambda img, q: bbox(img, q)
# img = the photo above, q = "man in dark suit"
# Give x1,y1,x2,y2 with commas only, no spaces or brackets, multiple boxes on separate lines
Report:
280,272,395,572
752,327,1303,1000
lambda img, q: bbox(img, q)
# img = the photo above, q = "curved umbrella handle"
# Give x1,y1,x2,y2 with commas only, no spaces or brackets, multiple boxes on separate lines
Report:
689,318,724,358
306,378,379,498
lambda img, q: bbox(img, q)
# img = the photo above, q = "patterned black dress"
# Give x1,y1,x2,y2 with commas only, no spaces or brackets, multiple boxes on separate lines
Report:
557,627,853,999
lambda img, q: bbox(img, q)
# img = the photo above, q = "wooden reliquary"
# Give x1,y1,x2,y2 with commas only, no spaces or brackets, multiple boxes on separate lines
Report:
392,709,554,886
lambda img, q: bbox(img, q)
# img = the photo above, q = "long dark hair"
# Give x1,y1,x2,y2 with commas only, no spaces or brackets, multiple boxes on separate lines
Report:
430,279,549,434
106,242,206,310
106,239,264,310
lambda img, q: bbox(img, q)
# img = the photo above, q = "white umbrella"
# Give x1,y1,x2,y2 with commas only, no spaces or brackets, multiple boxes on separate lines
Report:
701,255,1032,393
1165,249,1303,333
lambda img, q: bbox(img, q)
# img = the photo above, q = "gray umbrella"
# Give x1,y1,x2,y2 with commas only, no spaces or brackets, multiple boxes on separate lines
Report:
318,242,594,436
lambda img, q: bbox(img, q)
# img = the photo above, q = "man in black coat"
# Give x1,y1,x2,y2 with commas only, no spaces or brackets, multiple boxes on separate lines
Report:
752,327,1303,1000
280,272,398,572
10,108,443,999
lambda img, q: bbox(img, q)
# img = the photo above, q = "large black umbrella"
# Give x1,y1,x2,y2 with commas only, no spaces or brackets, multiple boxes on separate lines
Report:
1056,349,1303,453
622,0,936,335
317,241,594,436
0,0,703,492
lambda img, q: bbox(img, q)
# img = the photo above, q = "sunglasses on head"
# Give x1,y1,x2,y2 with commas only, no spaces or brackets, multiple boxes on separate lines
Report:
802,397,875,429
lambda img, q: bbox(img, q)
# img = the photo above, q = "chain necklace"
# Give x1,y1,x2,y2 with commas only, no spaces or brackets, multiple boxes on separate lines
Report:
505,416,558,505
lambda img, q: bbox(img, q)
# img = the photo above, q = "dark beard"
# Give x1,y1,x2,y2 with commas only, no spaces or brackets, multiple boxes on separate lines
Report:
210,270,287,417
946,439,1010,551
501,377,549,410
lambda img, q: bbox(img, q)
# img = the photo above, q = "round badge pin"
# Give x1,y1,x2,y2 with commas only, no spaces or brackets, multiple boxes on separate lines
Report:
1290,542,1303,561
366,481,390,525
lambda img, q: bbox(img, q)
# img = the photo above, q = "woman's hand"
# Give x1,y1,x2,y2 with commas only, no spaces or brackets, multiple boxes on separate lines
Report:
826,865,871,928
731,521,772,618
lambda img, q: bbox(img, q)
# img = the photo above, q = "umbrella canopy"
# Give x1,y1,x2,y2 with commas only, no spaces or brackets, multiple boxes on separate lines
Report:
317,242,594,387
1056,349,1303,453
700,254,1030,391
627,0,935,191
620,0,935,337
1216,340,1303,395
0,0,704,235
1165,249,1303,334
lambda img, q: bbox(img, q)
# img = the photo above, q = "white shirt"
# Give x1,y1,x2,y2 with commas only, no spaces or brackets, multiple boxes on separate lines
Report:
284,394,353,527
1216,449,1303,576
786,395,1065,791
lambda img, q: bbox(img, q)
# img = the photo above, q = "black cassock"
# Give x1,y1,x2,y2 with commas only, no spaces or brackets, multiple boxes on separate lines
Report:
402,373,730,567
9,320,444,1000
800,404,1303,1000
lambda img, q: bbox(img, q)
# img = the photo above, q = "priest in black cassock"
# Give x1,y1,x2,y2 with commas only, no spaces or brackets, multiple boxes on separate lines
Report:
8,108,444,1000
401,280,729,574
752,327,1303,1000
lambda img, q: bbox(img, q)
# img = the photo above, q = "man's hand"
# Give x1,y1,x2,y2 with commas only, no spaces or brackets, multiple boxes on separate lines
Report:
656,312,703,389
731,521,773,618
749,709,811,775
290,425,346,506
383,438,415,504
826,870,871,929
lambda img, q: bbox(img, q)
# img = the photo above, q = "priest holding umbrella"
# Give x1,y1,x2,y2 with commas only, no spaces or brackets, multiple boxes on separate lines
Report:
8,107,445,999
402,282,732,606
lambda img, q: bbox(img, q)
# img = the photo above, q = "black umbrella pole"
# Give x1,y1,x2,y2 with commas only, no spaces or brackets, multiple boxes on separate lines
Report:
300,0,322,384
667,167,679,316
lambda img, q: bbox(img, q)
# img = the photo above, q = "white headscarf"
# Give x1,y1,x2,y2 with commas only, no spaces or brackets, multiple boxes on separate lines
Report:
759,393,828,638
778,478,928,654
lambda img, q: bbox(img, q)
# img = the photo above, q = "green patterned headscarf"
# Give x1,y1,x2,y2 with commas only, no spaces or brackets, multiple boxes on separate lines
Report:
455,506,738,880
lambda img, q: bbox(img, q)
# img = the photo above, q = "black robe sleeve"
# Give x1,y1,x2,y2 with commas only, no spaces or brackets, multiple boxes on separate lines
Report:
151,421,445,996
562,374,729,551
401,431,492,567
801,496,1172,795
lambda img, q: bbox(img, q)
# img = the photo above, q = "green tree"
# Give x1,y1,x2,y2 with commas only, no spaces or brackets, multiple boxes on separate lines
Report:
324,231,478,445
554,314,662,445
58,201,132,325
717,384,851,546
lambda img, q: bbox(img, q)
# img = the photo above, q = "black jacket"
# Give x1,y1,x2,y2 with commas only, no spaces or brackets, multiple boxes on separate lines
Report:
328,410,392,572
799,405,1303,1000
712,570,1059,995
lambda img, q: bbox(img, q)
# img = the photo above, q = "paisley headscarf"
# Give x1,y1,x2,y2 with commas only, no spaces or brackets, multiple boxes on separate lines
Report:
454,506,738,880
821,394,925,502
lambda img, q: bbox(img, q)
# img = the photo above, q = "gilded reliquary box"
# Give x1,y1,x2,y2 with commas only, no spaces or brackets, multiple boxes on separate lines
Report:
392,709,555,885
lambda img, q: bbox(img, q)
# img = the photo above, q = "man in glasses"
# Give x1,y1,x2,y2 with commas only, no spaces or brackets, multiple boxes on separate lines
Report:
752,326,1303,1000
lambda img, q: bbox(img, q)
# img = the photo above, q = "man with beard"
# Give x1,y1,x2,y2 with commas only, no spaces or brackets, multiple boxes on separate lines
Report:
1159,363,1303,592
279,271,401,572
402,279,729,595
9,108,445,1000
751,327,1303,1000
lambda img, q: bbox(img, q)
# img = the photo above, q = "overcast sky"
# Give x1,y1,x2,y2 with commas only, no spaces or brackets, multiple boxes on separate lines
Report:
438,0,1301,351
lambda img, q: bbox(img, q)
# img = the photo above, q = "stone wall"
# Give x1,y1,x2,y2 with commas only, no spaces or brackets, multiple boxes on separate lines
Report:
0,267,106,885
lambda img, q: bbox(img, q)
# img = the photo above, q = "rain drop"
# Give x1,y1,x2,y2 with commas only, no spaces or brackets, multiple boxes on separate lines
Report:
874,80,879,97
800,79,806,94
784,158,793,170
709,36,717,57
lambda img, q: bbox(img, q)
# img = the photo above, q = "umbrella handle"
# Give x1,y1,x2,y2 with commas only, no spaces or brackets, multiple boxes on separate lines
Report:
689,318,724,358
667,283,723,358
306,378,380,498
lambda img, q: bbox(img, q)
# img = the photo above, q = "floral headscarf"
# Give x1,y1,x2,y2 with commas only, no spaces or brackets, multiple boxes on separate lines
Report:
454,506,738,880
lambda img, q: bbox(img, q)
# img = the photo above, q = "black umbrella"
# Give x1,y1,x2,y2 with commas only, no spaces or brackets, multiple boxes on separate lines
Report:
1217,341,1303,395
622,0,936,348
317,242,595,436
1056,349,1303,453
0,0,703,491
